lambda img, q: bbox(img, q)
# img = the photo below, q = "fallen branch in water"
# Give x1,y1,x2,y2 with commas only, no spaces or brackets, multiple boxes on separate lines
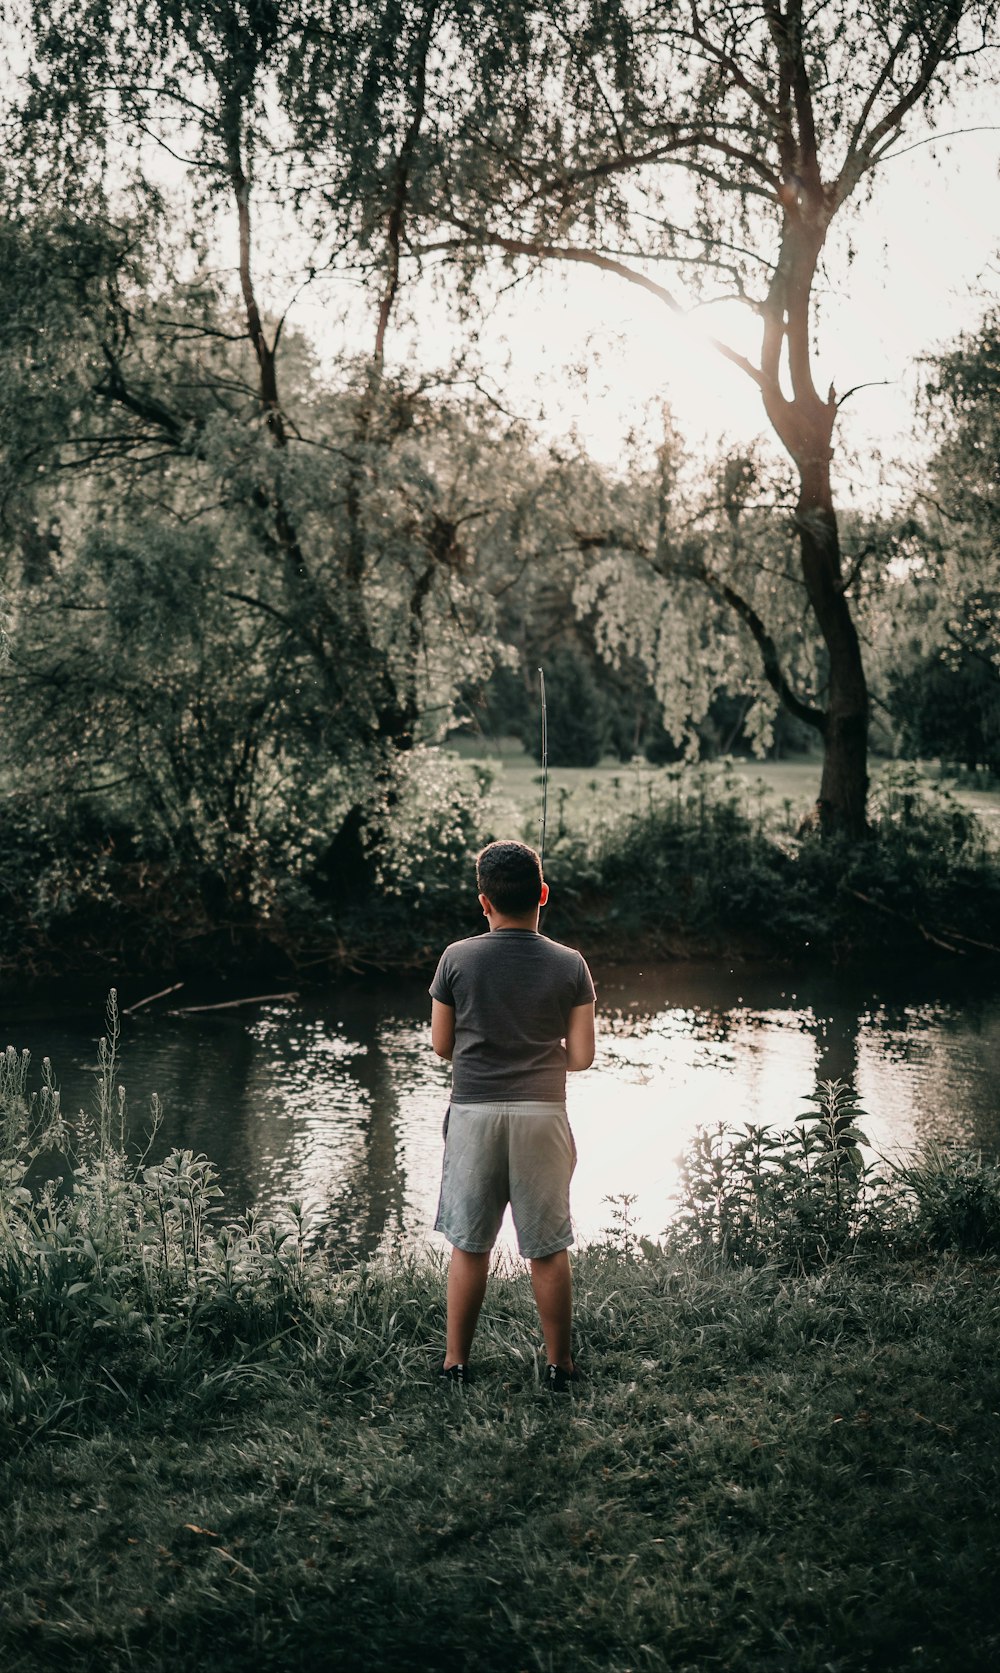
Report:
845,888,965,955
168,991,298,1015
938,925,1000,955
122,981,185,1015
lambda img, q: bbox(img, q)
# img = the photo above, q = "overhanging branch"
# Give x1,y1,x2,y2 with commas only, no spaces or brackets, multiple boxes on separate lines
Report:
573,529,825,733
438,222,765,388
699,567,826,732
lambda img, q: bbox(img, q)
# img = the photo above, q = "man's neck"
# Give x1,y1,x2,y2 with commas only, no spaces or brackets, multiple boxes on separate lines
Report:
486,911,539,933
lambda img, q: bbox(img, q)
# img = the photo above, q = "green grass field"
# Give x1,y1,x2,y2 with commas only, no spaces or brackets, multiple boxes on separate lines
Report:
448,738,1000,847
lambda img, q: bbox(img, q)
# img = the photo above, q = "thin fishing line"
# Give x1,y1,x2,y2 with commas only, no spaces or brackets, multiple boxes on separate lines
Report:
538,666,548,871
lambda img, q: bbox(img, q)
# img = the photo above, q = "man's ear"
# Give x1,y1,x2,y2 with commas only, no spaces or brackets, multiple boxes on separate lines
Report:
479,891,493,917
540,881,549,906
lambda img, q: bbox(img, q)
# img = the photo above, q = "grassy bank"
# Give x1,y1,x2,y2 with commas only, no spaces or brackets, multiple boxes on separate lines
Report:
3,1249,999,1673
3,1013,1000,1672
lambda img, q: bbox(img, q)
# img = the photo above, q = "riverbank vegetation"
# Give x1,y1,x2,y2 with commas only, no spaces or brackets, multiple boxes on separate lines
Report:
3,1007,1000,1671
4,749,999,982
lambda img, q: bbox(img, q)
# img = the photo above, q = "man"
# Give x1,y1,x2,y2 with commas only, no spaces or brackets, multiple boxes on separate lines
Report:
429,839,596,1391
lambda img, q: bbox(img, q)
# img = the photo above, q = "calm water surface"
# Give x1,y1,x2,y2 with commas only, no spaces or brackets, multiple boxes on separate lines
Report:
5,962,1000,1258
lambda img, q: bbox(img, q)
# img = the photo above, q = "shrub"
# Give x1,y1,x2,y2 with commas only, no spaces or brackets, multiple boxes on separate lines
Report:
544,760,790,944
887,1145,1000,1255
670,1080,890,1270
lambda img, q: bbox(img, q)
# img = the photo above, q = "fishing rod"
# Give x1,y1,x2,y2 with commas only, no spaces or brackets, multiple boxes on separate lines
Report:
538,665,548,872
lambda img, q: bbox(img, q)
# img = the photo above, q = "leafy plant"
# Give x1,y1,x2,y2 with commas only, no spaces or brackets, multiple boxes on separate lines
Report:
0,992,324,1432
673,1080,888,1270
599,1192,641,1262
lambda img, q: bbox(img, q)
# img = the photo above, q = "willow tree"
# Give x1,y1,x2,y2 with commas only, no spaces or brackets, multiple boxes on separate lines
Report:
872,304,1000,766
9,0,498,763
921,305,1000,680
399,0,998,835
5,1,565,938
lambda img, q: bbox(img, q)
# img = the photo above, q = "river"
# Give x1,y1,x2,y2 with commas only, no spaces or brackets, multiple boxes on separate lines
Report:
4,961,1000,1259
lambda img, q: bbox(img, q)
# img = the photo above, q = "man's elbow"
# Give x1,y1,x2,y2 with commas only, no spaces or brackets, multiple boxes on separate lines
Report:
432,1041,454,1061
566,1043,595,1071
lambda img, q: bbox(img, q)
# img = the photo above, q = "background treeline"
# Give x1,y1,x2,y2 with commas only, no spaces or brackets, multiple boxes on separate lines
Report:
2,270,997,977
1,3,999,977
1,215,998,974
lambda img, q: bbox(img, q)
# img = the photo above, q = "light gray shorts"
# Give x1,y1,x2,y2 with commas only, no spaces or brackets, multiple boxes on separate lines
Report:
434,1100,577,1259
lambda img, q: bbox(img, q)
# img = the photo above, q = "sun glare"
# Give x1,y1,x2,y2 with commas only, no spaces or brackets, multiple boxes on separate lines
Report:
387,113,998,482
467,265,768,470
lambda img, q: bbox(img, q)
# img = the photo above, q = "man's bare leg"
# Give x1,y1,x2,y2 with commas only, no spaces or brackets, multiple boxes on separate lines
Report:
529,1249,574,1372
444,1247,490,1369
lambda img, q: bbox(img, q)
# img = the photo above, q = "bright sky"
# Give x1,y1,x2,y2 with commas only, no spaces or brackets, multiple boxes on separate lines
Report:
4,11,995,501
365,117,999,499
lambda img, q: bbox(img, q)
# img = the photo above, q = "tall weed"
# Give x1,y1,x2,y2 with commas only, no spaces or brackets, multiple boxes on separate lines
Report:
671,1080,890,1269
0,993,323,1443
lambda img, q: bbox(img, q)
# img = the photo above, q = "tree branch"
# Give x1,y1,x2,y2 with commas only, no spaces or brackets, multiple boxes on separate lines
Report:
439,221,765,387
573,528,825,732
688,1,780,127
374,0,439,364
837,542,877,595
537,128,781,197
835,378,893,410
833,2,964,204
95,347,186,442
698,565,826,731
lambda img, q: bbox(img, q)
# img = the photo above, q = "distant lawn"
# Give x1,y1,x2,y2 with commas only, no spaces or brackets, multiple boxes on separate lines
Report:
448,735,820,830
447,738,1000,846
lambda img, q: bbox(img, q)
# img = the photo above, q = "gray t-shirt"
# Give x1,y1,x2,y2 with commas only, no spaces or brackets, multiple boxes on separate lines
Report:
429,929,596,1102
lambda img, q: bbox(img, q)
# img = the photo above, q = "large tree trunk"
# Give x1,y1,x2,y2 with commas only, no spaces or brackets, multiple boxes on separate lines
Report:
796,460,870,838
760,203,871,841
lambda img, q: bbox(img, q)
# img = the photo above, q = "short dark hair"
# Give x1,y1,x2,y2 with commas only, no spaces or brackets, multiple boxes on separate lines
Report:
476,840,543,917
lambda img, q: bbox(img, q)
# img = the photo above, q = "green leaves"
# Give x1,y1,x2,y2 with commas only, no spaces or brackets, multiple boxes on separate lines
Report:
674,1080,884,1269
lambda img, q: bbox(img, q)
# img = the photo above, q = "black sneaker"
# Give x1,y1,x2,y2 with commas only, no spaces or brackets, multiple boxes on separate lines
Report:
546,1363,580,1394
439,1363,472,1387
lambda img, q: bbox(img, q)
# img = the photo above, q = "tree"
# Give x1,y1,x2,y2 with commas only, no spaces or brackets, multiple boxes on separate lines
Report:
7,0,506,773
874,299,1000,769
4,5,549,919
0,205,556,931
388,0,999,835
921,302,1000,684
572,419,817,761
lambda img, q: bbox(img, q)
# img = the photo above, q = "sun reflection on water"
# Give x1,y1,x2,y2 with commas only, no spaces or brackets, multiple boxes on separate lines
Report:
9,967,1000,1260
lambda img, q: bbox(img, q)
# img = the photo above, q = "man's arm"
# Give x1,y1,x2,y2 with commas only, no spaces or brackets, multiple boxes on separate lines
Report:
431,999,456,1061
565,1001,596,1071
